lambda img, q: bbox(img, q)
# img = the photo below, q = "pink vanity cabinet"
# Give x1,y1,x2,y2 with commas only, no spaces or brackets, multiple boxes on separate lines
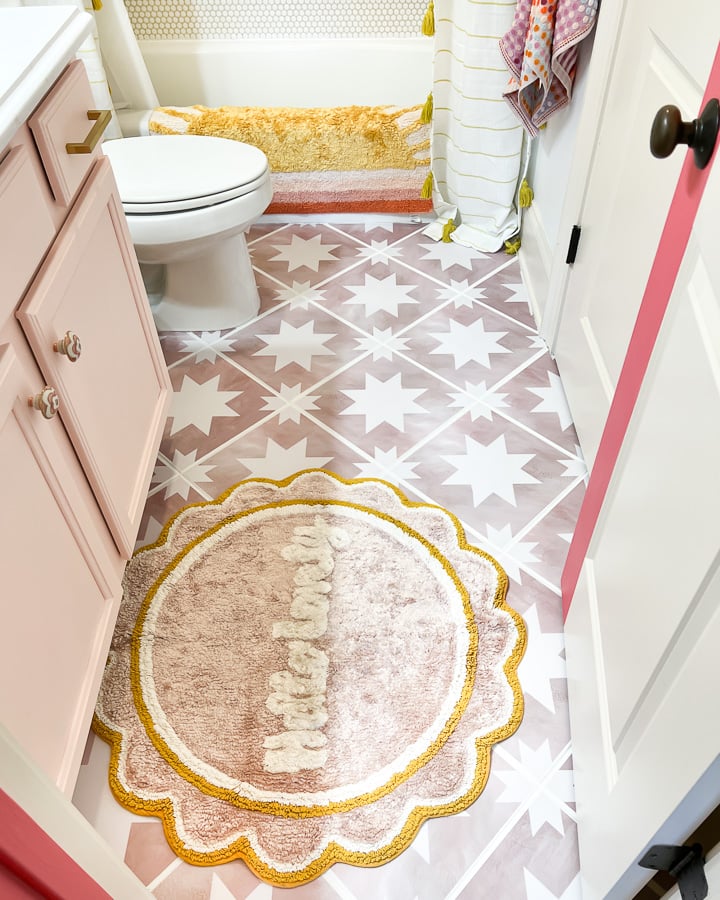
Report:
0,59,171,794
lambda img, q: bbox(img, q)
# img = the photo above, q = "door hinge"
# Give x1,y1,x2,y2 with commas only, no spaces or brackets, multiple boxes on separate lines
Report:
639,843,708,900
566,225,582,264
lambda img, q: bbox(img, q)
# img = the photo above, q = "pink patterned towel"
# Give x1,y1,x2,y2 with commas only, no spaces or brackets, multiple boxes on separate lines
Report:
500,0,598,137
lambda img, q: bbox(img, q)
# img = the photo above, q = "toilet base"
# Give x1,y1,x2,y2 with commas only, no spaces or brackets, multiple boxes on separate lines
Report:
142,231,260,332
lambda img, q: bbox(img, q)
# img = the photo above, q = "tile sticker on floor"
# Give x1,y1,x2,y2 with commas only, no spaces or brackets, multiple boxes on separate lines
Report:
73,220,587,899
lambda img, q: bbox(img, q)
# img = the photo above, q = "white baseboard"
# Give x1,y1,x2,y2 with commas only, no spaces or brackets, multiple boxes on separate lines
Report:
518,203,553,332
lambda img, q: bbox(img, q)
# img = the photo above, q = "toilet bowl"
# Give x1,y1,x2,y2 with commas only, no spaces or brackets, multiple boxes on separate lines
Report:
103,134,273,331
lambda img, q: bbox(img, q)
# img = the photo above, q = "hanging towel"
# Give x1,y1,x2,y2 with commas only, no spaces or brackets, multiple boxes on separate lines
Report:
499,0,598,137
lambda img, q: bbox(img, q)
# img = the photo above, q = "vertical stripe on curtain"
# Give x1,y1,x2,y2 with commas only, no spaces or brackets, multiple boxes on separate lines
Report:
425,0,526,253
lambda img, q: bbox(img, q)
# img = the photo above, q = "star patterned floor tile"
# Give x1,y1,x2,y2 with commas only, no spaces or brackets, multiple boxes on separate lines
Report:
249,223,364,285
317,259,444,334
405,410,580,542
196,419,377,495
516,480,587,586
498,356,585,456
397,238,512,284
230,304,364,391
73,219,587,900
478,264,539,330
456,811,581,900
401,300,541,392
311,357,462,456
157,358,270,459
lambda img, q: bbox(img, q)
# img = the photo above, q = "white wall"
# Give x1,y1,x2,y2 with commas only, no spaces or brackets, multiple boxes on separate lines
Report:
519,32,596,329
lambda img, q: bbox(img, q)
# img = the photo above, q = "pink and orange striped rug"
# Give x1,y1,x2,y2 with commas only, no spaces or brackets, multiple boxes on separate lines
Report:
147,103,433,214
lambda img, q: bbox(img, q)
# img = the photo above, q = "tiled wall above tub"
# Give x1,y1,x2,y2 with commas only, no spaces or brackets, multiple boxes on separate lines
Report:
124,0,428,41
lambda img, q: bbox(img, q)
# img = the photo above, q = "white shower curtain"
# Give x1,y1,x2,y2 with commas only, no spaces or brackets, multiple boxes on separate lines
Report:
424,0,526,252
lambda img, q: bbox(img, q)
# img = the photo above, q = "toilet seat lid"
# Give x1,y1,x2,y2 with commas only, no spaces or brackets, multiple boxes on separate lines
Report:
102,135,269,212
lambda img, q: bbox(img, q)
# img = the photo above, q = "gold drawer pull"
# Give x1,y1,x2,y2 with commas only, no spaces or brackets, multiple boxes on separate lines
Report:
66,109,112,155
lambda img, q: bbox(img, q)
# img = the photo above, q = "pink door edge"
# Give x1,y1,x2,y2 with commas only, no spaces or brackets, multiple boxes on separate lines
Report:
0,788,111,899
561,42,720,620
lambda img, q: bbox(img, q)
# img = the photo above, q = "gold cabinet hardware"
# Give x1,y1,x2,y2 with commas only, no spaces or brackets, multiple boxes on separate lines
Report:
66,109,112,155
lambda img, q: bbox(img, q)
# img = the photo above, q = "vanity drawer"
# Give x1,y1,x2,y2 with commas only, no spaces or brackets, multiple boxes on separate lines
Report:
0,139,55,317
28,59,111,207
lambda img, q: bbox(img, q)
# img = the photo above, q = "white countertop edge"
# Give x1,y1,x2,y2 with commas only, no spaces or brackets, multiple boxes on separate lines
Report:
0,8,94,152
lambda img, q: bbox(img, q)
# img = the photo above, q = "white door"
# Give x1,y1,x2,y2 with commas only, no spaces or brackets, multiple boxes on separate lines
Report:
564,63,720,900
552,0,720,468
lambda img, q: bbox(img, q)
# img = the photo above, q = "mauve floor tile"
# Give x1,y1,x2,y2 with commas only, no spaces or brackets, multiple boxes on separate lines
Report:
401,301,541,392
72,220,585,899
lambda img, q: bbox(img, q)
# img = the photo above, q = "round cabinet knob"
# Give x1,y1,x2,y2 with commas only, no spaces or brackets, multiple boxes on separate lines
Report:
53,330,82,362
650,98,720,170
28,386,60,419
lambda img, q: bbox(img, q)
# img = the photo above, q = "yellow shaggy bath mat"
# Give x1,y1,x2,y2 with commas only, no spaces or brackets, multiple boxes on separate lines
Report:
147,104,433,214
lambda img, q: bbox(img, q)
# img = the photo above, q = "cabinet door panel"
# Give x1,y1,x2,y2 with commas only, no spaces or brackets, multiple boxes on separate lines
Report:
0,342,120,794
0,140,55,316
17,158,171,557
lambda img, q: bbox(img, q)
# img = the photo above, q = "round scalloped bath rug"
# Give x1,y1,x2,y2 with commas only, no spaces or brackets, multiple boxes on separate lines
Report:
93,469,525,886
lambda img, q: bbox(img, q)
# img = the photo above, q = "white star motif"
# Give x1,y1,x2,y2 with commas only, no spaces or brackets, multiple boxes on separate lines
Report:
448,382,509,421
168,375,241,436
558,457,587,478
269,235,340,271
486,524,540,583
273,281,326,310
503,281,531,308
344,273,419,317
254,320,336,371
528,334,548,350
260,384,320,424
353,327,410,361
353,447,419,481
496,740,576,837
418,241,488,271
151,449,215,500
430,318,510,369
179,332,237,364
355,240,404,264
523,870,582,900
341,373,427,432
362,220,396,233
135,515,164,550
517,604,566,712
236,438,332,479
443,435,538,506
435,279,487,308
528,372,574,431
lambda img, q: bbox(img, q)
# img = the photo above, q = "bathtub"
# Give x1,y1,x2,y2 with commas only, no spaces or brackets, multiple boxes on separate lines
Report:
139,38,433,109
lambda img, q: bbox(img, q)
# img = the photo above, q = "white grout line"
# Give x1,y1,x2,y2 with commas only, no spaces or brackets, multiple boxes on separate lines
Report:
443,745,576,900
321,869,361,899
146,857,183,893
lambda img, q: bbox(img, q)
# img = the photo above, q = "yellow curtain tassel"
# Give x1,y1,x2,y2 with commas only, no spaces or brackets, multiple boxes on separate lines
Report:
421,171,434,200
519,179,534,208
441,221,456,243
420,93,433,125
422,0,435,36
504,237,521,255
91,0,103,9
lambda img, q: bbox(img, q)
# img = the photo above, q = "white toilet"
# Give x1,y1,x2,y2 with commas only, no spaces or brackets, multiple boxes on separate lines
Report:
103,134,273,331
